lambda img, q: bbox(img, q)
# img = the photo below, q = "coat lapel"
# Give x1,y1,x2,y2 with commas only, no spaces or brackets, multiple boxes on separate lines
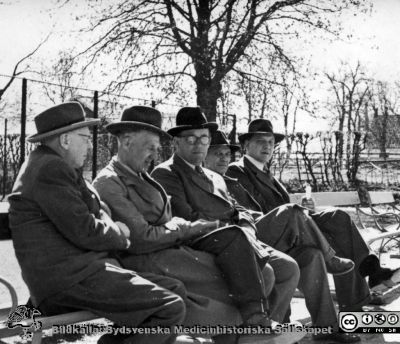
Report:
173,154,214,194
271,176,290,203
112,159,169,213
243,157,282,196
173,154,233,204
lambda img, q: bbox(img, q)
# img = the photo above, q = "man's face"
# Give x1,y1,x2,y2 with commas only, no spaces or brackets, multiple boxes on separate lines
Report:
65,127,92,169
245,133,275,164
205,146,231,175
120,130,160,173
174,128,210,166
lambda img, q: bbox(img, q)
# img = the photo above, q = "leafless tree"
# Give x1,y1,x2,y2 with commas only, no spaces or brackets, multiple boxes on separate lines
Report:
369,81,400,160
325,61,370,172
69,0,367,121
0,37,48,102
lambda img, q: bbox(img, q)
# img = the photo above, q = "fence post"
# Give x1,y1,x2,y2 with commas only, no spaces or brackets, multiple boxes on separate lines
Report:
2,119,7,199
151,100,156,108
92,91,98,181
20,78,27,167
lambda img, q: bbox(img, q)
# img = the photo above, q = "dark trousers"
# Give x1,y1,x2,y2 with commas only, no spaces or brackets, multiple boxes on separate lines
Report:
39,259,186,344
311,209,371,311
255,212,338,327
191,226,267,320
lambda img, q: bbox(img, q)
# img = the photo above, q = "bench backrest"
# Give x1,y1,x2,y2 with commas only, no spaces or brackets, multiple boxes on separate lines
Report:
289,191,361,207
367,191,395,205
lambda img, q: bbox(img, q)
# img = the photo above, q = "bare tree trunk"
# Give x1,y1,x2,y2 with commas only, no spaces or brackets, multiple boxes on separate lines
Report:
195,76,221,122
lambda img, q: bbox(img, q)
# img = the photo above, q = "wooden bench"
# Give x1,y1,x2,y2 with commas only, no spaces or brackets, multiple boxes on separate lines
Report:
0,202,304,344
289,191,361,208
362,191,400,257
289,191,400,258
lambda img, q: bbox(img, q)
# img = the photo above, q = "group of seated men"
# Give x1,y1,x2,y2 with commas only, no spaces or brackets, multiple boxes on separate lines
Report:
8,102,398,344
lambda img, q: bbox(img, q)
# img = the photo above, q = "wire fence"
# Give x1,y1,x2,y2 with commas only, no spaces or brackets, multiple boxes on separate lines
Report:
0,75,241,196
1,75,400,198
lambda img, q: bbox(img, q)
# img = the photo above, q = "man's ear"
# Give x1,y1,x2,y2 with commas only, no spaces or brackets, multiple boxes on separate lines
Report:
122,135,133,149
243,139,249,152
59,133,70,150
172,137,179,149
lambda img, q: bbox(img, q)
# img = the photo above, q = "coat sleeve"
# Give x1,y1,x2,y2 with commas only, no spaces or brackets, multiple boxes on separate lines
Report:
152,167,204,221
93,174,194,254
34,160,129,252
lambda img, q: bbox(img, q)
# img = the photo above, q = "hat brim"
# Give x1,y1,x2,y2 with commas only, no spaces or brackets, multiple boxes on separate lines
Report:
209,143,240,153
167,122,218,137
106,121,171,140
238,131,285,144
27,118,100,143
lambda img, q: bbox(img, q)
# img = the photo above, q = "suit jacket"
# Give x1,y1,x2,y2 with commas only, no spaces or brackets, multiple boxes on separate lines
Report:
93,157,241,326
151,154,255,227
227,156,290,214
223,175,262,213
8,146,129,306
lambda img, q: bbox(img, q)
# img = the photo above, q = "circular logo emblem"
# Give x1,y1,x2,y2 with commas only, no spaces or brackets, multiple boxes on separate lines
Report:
375,314,386,325
362,313,373,325
388,314,399,325
341,314,358,332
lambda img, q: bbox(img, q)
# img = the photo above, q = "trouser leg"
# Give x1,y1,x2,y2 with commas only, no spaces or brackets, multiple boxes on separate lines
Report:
255,208,335,261
39,260,186,344
311,209,371,311
289,247,338,329
266,249,300,323
192,227,268,319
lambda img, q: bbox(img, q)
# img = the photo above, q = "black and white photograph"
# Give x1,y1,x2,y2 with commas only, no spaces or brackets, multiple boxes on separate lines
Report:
1,1,400,344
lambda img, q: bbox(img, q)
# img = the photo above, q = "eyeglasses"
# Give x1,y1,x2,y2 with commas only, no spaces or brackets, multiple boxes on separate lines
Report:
178,135,211,145
75,133,92,144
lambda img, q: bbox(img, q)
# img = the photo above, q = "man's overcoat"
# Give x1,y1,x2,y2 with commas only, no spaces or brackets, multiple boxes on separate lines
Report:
93,157,240,326
8,146,129,307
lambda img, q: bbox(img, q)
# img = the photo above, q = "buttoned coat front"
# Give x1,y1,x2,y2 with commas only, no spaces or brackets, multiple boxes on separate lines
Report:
93,158,240,326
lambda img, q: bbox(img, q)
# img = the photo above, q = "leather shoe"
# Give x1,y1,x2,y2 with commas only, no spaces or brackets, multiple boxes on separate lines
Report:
313,332,361,343
369,267,400,288
326,256,354,276
243,312,271,326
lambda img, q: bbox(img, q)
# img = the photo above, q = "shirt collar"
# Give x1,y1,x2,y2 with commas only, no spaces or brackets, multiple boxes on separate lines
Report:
245,154,266,171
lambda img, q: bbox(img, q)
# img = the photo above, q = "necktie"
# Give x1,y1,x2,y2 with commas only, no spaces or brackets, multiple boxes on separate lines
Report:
195,166,207,180
195,166,213,191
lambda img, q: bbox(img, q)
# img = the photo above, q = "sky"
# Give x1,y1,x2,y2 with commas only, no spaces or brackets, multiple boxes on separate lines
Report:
0,0,400,134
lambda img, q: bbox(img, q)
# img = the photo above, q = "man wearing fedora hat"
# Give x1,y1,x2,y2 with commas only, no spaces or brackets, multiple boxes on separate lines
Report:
226,118,399,342
8,102,187,344
94,105,289,331
93,105,258,328
205,130,355,272
206,129,364,342
152,107,301,325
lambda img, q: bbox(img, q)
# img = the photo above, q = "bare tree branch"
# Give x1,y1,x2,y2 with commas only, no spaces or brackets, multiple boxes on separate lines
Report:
0,34,49,100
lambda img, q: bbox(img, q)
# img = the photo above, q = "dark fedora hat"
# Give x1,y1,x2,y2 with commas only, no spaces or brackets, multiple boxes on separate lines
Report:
27,102,100,143
106,105,171,139
167,107,218,137
238,119,285,144
209,130,240,153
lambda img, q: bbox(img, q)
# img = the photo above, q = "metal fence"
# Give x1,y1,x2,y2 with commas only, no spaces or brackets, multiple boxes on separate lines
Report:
0,76,240,197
